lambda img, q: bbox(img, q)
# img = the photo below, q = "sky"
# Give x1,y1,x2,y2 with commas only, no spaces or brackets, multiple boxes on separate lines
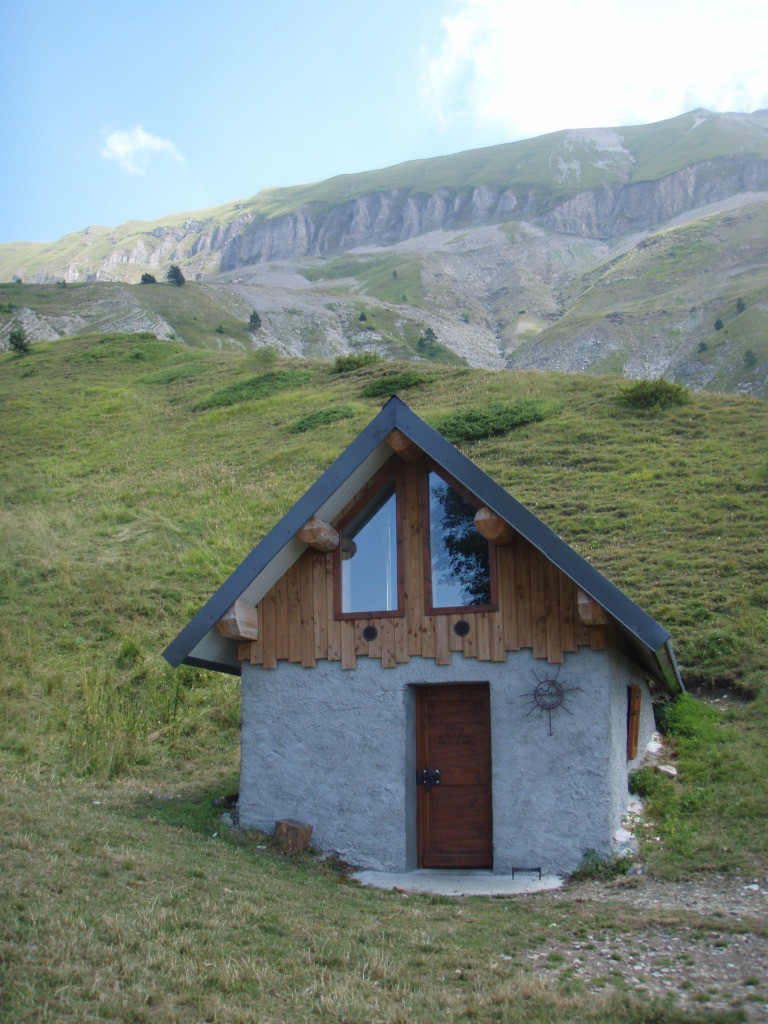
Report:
2,0,767,243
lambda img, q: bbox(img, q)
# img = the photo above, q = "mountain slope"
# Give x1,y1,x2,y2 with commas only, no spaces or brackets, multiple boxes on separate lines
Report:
1,109,767,394
4,109,768,283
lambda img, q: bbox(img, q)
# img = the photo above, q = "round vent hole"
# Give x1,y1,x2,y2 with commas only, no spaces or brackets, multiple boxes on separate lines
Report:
362,625,378,642
453,620,470,637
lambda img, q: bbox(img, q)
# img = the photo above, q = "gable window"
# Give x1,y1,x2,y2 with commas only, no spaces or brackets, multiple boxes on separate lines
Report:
426,469,494,611
339,482,401,615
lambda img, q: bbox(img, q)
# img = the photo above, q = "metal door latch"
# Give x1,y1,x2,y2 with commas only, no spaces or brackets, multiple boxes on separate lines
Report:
417,768,441,790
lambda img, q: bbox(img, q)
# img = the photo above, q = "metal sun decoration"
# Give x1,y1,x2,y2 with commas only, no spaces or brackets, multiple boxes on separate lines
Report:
523,666,580,736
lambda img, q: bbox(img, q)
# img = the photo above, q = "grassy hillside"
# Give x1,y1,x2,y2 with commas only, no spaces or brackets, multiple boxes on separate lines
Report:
0,279,260,349
1,336,766,1021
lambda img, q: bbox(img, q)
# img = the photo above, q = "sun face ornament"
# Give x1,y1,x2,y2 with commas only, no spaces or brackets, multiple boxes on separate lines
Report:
523,667,580,735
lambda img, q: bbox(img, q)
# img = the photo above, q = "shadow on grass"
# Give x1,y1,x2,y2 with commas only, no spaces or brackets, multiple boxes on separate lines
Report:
125,776,240,835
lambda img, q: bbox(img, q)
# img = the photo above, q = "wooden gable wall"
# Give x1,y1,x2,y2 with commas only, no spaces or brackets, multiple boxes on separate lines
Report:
237,459,606,670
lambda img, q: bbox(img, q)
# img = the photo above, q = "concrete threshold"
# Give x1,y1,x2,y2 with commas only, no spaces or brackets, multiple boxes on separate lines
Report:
352,868,563,897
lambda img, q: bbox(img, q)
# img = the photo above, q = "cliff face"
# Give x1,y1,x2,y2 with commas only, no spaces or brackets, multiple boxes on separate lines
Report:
215,156,768,269
539,156,768,237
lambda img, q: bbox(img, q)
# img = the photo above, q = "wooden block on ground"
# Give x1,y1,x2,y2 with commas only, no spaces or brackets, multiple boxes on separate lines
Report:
274,818,313,854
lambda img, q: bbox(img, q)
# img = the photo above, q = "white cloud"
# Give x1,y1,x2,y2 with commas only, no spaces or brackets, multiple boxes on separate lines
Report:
101,125,183,175
424,0,768,138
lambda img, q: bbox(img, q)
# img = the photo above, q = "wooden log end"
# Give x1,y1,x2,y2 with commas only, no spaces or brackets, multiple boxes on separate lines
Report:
577,589,607,625
298,515,339,552
385,428,423,462
216,600,259,640
474,506,515,545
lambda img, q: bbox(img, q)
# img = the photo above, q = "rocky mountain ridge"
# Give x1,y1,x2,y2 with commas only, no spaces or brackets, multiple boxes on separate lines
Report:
4,109,768,284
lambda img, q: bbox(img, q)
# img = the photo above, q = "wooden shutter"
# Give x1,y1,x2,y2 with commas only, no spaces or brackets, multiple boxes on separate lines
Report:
627,684,641,760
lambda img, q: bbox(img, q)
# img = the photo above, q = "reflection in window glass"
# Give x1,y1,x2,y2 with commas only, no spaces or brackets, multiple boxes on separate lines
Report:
429,472,491,608
341,488,398,613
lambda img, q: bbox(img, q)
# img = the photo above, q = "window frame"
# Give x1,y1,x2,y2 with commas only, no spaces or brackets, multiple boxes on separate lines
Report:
333,461,406,620
420,462,498,615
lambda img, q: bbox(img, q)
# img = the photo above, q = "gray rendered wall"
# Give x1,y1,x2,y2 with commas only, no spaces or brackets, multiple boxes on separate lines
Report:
240,647,644,874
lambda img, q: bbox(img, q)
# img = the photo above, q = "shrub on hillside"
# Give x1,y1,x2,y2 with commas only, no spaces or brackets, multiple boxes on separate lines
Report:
290,405,356,433
140,273,157,284
194,369,313,411
8,325,29,354
249,345,278,375
619,378,690,412
432,399,554,444
361,371,430,398
332,352,382,373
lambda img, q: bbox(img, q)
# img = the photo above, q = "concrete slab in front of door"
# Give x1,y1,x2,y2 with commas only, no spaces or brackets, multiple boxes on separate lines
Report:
352,869,563,897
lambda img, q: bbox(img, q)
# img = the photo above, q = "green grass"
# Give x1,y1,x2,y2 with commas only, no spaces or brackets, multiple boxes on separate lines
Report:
303,253,423,305
130,281,252,348
632,694,768,877
4,776,733,1024
0,333,766,1021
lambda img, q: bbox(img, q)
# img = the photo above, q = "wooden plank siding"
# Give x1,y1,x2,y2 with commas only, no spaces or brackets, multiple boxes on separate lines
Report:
243,460,606,669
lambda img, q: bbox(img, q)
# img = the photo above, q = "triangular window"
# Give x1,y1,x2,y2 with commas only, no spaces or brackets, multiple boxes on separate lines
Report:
339,482,400,615
426,470,493,610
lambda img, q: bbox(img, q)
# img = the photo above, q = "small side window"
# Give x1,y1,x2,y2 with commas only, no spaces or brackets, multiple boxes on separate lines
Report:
339,484,400,615
426,470,493,611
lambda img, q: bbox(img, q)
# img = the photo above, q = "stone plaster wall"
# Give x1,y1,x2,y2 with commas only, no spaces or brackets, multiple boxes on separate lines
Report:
240,648,648,874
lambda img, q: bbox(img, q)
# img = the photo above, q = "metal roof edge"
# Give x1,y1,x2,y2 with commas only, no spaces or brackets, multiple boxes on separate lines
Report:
183,656,242,677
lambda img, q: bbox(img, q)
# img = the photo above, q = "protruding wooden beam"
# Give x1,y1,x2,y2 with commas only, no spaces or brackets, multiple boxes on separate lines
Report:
474,506,515,545
298,516,339,552
385,428,423,463
216,600,259,641
576,589,607,626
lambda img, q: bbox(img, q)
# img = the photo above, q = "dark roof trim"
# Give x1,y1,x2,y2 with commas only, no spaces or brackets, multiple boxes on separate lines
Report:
163,395,682,691
184,656,241,677
162,400,397,668
388,400,672,655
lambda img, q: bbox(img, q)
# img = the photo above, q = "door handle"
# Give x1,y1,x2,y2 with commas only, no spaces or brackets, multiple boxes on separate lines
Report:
417,768,441,790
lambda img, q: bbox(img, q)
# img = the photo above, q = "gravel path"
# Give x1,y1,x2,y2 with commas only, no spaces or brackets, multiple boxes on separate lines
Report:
528,875,768,1019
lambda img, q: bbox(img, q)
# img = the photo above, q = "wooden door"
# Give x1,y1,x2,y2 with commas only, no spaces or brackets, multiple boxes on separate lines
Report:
416,683,493,868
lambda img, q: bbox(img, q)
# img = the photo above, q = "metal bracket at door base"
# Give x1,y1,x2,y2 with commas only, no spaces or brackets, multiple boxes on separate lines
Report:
510,866,542,879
